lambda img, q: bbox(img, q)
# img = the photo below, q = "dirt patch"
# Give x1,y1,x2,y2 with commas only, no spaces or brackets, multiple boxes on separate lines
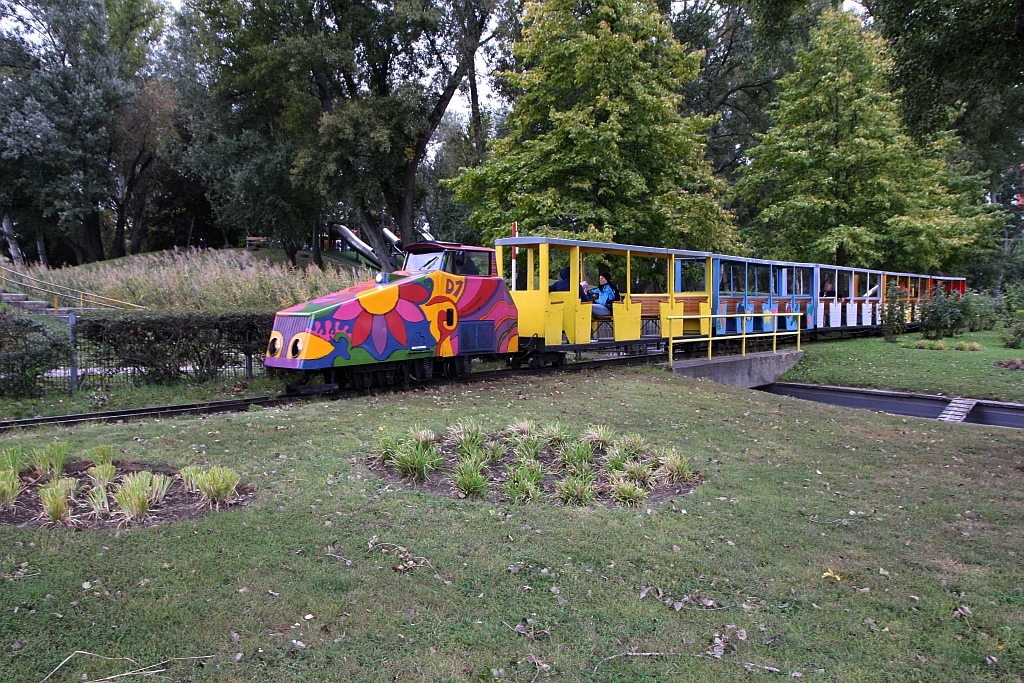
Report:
994,359,1024,371
0,460,254,529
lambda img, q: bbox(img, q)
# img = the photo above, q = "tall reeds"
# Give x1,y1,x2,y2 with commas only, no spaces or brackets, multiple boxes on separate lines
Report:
17,250,367,312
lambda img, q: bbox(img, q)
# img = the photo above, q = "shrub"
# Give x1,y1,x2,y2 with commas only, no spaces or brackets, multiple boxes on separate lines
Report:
195,466,241,507
0,307,72,398
0,469,21,510
965,293,999,331
178,465,204,493
609,474,648,507
556,473,596,506
0,446,23,473
390,442,443,482
881,284,907,342
39,480,72,525
1003,284,1024,324
453,461,488,498
968,342,982,351
113,473,151,523
919,289,968,339
1001,312,1024,349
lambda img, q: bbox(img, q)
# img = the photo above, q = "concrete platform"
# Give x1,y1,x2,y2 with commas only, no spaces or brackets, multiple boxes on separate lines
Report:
667,349,804,389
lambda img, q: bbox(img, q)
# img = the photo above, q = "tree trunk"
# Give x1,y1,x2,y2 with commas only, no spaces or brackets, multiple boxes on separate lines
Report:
283,240,299,267
82,210,106,262
359,208,394,273
111,176,129,259
129,185,150,255
312,218,324,269
1,214,25,267
35,231,48,266
468,59,485,159
185,214,195,249
836,242,847,267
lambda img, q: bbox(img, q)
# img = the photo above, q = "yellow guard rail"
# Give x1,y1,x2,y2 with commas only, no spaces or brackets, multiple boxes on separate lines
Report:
666,311,801,369
0,264,144,313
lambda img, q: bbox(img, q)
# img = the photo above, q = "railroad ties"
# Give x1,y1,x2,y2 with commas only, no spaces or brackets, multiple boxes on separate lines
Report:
937,397,978,423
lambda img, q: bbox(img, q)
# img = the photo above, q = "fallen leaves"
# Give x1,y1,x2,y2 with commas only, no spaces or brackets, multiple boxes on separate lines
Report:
367,535,433,573
821,568,841,582
706,624,747,659
640,586,731,612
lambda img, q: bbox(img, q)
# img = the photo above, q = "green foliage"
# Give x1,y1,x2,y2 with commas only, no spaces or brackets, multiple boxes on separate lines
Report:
47,442,69,478
881,284,908,343
613,433,648,461
195,466,241,507
558,442,594,477
963,293,999,332
29,448,50,477
453,460,488,498
623,460,655,489
0,308,72,398
178,465,204,493
148,473,172,505
555,472,596,506
580,425,614,451
75,312,274,385
608,473,647,507
390,442,444,482
541,422,574,452
0,446,24,473
85,485,109,517
0,469,21,510
449,0,735,251
658,451,694,483
113,472,151,523
919,290,969,339
445,419,486,454
87,464,116,491
506,460,544,502
89,446,116,468
734,9,1005,272
38,480,72,525
1000,313,1024,349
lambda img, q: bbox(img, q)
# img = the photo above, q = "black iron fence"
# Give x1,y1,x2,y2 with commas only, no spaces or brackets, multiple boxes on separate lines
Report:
0,310,276,398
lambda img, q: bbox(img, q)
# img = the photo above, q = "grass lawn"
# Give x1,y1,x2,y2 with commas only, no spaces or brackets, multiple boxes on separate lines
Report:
1,366,1022,681
782,330,1024,403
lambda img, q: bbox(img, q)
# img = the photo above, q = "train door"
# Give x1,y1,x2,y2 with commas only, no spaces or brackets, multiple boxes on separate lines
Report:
752,263,773,332
819,268,840,327
776,265,802,331
714,259,746,335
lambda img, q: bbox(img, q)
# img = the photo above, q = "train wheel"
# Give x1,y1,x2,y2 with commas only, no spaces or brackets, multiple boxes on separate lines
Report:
352,370,373,390
443,358,459,380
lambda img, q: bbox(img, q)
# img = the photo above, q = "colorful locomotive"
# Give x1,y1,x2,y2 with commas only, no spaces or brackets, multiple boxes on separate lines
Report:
264,236,967,390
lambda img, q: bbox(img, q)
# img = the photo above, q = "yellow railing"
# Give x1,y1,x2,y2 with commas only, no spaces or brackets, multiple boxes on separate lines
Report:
666,311,801,368
0,264,145,314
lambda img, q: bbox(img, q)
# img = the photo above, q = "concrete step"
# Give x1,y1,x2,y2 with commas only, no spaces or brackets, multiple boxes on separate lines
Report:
0,292,29,302
15,300,49,313
938,398,977,422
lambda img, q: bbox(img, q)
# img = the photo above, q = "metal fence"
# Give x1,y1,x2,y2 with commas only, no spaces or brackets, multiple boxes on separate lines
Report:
0,313,274,398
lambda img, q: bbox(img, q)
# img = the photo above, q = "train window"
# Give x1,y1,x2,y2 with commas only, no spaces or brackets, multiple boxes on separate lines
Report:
838,271,851,298
795,268,811,295
909,278,918,297
867,273,880,298
856,273,867,298
755,265,770,295
821,269,837,297
631,256,666,293
718,262,731,294
676,258,706,292
405,250,446,272
778,268,790,296
462,251,491,276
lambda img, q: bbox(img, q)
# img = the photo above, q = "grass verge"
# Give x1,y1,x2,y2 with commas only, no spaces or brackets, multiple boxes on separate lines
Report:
0,366,1021,681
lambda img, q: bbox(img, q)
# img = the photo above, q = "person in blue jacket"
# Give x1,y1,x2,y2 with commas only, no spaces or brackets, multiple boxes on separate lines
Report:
585,272,619,316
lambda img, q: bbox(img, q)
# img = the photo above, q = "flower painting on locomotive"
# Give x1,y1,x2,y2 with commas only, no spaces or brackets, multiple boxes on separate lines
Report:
264,244,519,370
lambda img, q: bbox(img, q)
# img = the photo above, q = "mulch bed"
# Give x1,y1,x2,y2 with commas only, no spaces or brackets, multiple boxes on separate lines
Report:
367,440,702,507
0,460,254,529
994,359,1024,371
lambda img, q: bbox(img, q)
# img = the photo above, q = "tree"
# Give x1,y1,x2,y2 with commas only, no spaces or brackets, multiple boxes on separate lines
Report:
734,10,1004,273
448,0,734,250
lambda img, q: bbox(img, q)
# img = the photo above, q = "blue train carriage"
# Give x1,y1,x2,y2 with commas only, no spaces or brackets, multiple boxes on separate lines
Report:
813,265,885,329
711,257,816,335
264,241,519,390
493,237,715,359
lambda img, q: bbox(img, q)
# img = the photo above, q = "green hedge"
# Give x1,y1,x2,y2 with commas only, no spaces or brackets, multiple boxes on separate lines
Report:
75,312,276,385
0,306,73,397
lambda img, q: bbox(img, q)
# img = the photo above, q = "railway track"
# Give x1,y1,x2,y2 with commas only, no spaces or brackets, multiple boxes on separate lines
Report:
0,350,669,432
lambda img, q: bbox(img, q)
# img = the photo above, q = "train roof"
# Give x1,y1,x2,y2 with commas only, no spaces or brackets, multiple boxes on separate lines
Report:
405,241,492,253
495,236,713,258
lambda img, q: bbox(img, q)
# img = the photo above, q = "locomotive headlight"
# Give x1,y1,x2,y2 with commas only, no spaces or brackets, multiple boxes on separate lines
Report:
289,336,303,359
267,331,283,357
375,272,389,284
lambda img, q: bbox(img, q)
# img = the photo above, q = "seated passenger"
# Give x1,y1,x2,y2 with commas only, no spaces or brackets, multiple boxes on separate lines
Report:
584,272,619,316
549,266,571,291
461,256,480,275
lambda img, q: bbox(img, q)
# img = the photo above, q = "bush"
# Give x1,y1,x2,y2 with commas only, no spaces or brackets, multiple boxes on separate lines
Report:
75,312,274,385
0,308,72,397
1001,312,1024,349
195,466,241,507
964,293,999,332
919,289,968,339
881,284,907,342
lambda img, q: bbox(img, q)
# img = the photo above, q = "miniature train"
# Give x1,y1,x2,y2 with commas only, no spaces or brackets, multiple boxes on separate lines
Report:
263,236,966,391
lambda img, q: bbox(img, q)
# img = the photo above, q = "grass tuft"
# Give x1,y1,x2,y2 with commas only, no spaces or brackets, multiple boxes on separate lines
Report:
658,451,694,483
0,469,21,510
555,473,595,506
446,419,486,453
558,442,594,476
580,424,614,450
506,460,544,502
453,460,488,498
541,422,574,451
608,473,648,507
604,445,627,473
148,473,173,505
113,473,152,523
29,448,50,477
390,441,443,482
195,466,241,508
623,460,655,489
614,433,648,461
0,446,23,473
85,486,109,517
87,464,117,490
38,479,73,524
504,419,536,440
89,445,115,467
178,465,204,493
